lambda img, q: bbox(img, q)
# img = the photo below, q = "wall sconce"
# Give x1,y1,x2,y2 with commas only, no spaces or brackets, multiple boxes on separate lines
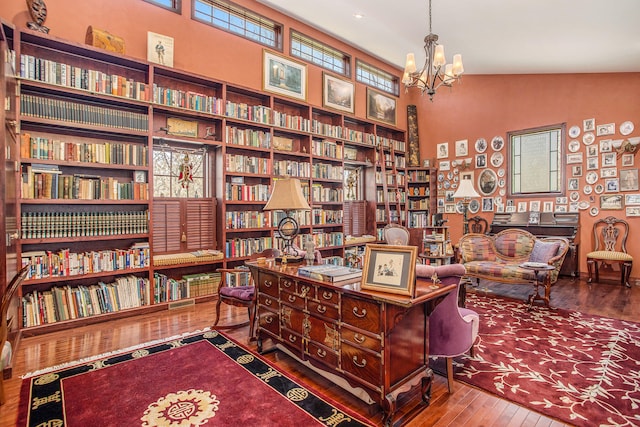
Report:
612,137,640,155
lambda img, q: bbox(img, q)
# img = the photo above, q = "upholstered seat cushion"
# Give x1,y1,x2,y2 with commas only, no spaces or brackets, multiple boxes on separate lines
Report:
464,261,536,281
586,251,633,261
220,285,254,301
460,308,479,343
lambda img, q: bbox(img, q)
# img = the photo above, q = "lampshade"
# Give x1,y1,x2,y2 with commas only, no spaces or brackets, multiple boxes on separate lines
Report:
453,178,480,199
263,177,311,211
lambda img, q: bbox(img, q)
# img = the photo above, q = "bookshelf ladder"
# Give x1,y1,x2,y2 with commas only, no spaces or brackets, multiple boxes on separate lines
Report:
378,143,403,226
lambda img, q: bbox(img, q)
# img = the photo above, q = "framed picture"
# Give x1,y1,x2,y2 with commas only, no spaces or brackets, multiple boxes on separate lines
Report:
583,118,595,132
322,72,354,114
477,168,497,195
600,139,613,152
455,139,468,157
600,194,623,210
622,154,634,167
625,193,640,206
437,142,449,159
602,152,616,167
481,197,494,212
517,201,528,212
572,165,583,177
263,50,307,101
586,157,599,170
620,169,639,191
568,178,579,190
605,178,619,192
626,207,640,217
587,145,598,157
361,244,417,297
596,123,615,136
475,154,487,168
566,153,583,164
439,160,451,171
366,88,396,126
147,32,175,68
529,200,541,212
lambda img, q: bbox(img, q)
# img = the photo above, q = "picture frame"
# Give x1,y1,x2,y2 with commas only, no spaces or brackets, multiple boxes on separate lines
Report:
600,194,623,210
366,87,396,126
322,72,354,114
455,139,468,157
604,178,619,192
626,207,640,217
596,123,615,136
477,168,497,195
599,139,613,152
625,194,640,205
475,154,487,168
622,154,634,167
437,142,449,159
586,157,599,170
620,169,639,191
566,153,583,164
572,165,583,177
601,152,616,167
583,118,595,132
361,244,417,297
587,145,598,157
147,31,174,67
263,50,307,101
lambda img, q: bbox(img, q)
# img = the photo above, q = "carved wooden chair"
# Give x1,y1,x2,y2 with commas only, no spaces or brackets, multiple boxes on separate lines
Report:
586,216,633,287
383,223,410,245
467,216,489,234
1,264,30,405
213,248,279,338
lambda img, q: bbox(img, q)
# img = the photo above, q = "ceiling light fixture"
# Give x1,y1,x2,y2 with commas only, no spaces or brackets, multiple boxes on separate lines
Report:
402,0,464,101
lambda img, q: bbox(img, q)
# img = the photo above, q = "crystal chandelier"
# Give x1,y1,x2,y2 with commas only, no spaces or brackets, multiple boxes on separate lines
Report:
402,0,464,100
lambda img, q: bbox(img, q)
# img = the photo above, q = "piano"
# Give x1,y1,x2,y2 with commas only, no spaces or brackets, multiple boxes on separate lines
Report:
490,212,580,277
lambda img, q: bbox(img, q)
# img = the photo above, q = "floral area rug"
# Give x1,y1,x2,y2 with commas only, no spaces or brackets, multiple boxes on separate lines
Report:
455,292,640,427
18,330,374,427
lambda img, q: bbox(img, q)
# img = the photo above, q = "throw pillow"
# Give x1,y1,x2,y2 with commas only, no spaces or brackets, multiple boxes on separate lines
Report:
529,240,561,263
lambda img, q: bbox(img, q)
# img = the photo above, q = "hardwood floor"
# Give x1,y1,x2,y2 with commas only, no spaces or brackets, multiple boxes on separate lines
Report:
1,276,637,426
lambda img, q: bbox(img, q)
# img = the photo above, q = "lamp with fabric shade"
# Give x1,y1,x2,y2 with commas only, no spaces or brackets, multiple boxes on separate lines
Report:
453,178,480,235
263,177,311,263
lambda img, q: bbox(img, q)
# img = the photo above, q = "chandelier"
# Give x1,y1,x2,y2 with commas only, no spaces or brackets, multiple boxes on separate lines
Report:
402,0,464,100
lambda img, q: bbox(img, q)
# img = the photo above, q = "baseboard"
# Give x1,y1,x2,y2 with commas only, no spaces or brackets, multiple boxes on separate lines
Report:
168,299,195,310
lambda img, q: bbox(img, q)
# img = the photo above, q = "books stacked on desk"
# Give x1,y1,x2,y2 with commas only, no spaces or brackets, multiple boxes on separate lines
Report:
298,264,362,283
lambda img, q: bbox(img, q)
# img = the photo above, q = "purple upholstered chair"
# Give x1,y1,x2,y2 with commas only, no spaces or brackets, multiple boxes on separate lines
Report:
418,263,479,393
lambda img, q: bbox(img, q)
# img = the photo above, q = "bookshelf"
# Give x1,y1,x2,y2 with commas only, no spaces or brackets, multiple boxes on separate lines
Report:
5,28,420,336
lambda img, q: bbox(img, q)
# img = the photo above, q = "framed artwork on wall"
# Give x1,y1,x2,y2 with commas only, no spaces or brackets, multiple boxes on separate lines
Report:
322,72,354,113
366,88,396,126
263,50,307,101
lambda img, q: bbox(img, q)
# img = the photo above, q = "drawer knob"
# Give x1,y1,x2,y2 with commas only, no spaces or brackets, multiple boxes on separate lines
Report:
288,295,296,303
264,298,272,306
288,334,297,343
316,305,327,314
352,307,367,318
316,348,327,358
354,333,366,344
322,291,333,300
352,356,367,368
264,280,273,288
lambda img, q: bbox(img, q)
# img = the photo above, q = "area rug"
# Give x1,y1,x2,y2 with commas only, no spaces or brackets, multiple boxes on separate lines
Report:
453,292,640,427
17,330,374,427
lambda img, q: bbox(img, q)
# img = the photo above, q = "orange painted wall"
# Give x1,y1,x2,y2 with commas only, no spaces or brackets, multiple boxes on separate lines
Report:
0,0,408,125
411,73,640,279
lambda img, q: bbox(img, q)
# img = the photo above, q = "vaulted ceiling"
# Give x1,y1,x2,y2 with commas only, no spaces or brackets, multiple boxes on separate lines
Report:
258,0,640,75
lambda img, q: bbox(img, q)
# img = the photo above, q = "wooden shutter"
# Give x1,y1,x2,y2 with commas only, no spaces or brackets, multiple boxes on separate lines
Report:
344,200,367,237
185,199,216,250
152,200,182,253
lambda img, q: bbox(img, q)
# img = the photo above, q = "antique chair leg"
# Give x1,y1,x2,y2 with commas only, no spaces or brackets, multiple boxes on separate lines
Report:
587,259,594,283
594,261,600,282
213,297,222,326
623,262,632,288
446,357,454,393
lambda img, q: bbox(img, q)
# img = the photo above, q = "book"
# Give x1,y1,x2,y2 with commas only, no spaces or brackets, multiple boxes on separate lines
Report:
297,265,362,283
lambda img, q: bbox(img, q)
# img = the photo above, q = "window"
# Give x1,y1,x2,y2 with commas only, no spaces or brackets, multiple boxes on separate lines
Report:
144,0,181,13
291,31,350,76
509,124,564,195
356,60,399,96
193,0,282,49
153,146,207,198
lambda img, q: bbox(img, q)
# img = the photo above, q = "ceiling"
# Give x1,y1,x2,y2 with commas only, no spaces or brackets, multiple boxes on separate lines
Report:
257,0,640,75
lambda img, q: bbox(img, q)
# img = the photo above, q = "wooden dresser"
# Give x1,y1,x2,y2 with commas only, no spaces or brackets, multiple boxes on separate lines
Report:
247,260,456,426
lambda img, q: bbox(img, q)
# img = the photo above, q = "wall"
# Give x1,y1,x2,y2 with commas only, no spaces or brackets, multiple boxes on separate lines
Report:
0,0,409,125
412,73,640,280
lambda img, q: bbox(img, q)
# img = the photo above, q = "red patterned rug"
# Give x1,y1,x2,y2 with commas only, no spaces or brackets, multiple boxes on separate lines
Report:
453,292,640,427
17,330,374,427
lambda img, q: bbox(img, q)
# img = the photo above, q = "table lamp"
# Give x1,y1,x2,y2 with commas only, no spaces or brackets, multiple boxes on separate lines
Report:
452,178,480,234
263,176,311,263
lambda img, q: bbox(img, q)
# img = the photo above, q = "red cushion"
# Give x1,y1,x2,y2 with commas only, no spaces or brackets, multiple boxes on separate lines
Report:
220,286,255,301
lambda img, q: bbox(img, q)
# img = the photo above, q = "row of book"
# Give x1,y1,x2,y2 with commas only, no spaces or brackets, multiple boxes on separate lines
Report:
21,211,148,239
225,154,272,174
225,101,272,124
311,163,344,180
224,182,270,202
152,85,224,114
408,212,430,228
311,208,343,225
22,275,152,327
376,189,407,203
273,159,311,178
20,132,148,166
224,237,274,258
408,187,430,197
375,208,406,223
225,211,272,230
298,264,362,283
153,272,213,303
407,170,430,182
225,126,272,148
22,164,148,200
20,54,150,101
312,139,343,159
375,171,407,186
21,243,150,280
20,94,149,131
272,111,310,132
310,184,343,203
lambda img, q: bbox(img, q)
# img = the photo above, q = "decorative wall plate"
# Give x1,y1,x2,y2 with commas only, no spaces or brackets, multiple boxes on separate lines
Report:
468,199,480,213
590,207,599,216
586,171,598,184
499,188,506,196
491,136,504,151
583,185,592,195
570,191,580,202
594,184,604,194
438,173,444,182
475,138,487,153
620,121,634,136
569,125,581,138
497,168,505,177
583,132,595,145
578,201,590,210
490,152,504,167
498,178,505,187
568,140,581,153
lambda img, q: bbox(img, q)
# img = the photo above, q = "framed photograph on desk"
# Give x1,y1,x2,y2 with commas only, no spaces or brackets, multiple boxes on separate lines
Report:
361,244,417,297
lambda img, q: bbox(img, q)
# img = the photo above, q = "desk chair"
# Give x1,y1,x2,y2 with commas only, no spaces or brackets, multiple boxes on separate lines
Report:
1,265,30,405
213,249,279,338
383,223,410,245
586,216,633,288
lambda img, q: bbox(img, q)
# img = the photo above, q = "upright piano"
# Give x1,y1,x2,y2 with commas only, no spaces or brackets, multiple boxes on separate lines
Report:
490,212,580,277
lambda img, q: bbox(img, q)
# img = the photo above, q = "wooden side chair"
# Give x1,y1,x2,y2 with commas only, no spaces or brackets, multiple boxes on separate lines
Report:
586,216,633,288
1,264,30,405
383,223,410,245
213,249,279,338
467,216,489,234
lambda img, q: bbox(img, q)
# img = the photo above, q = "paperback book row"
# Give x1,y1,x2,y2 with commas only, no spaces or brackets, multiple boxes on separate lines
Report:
20,94,149,132
21,133,148,166
225,237,274,258
153,271,221,303
225,126,272,148
21,211,148,239
225,154,271,174
21,244,150,280
20,53,151,101
22,164,148,200
153,85,224,114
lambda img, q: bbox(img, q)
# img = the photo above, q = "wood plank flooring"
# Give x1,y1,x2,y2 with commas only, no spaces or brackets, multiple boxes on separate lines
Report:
1,276,637,426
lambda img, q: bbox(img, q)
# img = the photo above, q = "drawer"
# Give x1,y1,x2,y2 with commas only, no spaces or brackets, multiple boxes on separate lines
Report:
257,293,278,311
258,272,279,298
280,305,305,334
341,296,381,333
280,276,296,292
308,299,338,319
307,315,339,351
341,326,382,352
307,341,339,369
341,342,381,387
316,286,339,305
281,289,305,310
281,327,304,352
258,308,280,337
